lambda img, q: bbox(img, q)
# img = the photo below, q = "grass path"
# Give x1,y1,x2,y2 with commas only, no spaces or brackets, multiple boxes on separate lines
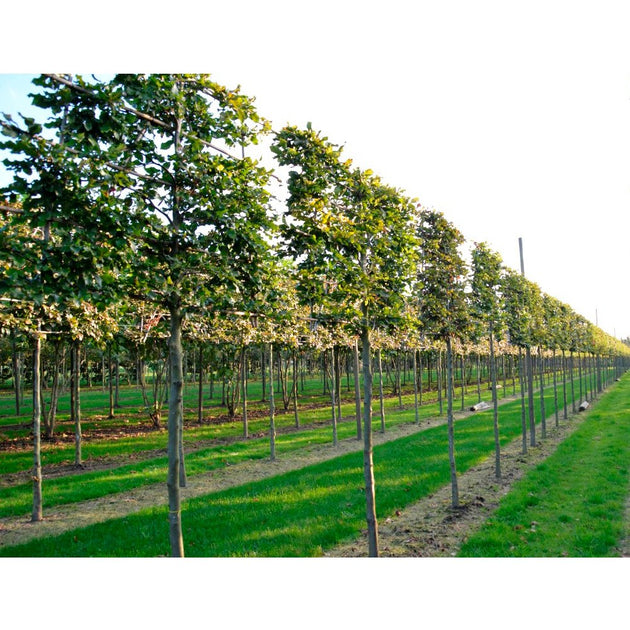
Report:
1,373,623,556
0,409,449,549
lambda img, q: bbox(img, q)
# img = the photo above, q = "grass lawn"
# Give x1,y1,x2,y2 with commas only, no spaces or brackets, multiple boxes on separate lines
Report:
0,370,588,556
459,373,630,556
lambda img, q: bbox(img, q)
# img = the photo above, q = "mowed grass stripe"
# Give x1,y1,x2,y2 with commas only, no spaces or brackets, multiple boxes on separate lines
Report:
0,383,500,519
1,379,561,557
458,374,630,557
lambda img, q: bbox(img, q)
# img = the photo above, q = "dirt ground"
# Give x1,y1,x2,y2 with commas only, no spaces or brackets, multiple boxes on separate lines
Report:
0,399,619,556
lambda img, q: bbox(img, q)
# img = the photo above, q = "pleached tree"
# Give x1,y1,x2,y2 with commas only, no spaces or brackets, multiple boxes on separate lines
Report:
415,208,470,508
1,103,128,521
272,124,419,556
6,74,274,556
470,242,505,479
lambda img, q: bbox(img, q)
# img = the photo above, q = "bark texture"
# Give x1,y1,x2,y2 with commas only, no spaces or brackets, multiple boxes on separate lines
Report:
167,303,185,557
361,324,379,557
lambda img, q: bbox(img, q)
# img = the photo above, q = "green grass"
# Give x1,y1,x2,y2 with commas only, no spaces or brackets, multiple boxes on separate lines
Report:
0,384,478,518
458,374,630,557
0,370,587,557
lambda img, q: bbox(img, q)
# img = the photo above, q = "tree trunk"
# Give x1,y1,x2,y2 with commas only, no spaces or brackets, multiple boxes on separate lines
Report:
32,331,43,522
525,346,535,447
167,302,185,557
354,340,362,440
42,345,63,440
334,346,342,421
197,345,204,424
446,336,459,508
71,341,82,467
269,343,276,461
179,392,187,489
562,350,568,419
114,354,120,408
377,348,385,434
361,322,379,557
552,349,559,428
413,349,420,425
476,353,482,403
460,354,465,412
139,358,149,407
108,345,114,419
261,344,267,403
292,349,299,429
418,350,423,406
489,330,500,479
11,329,21,416
396,350,403,409
330,347,338,446
570,351,576,413
519,348,528,455
437,351,443,416
538,350,546,439
242,346,249,437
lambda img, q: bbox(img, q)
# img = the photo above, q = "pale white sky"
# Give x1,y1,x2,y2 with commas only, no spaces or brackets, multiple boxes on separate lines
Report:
2,0,630,340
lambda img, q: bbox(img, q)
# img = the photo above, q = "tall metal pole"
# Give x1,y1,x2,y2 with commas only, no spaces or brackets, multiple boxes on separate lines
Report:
519,238,536,447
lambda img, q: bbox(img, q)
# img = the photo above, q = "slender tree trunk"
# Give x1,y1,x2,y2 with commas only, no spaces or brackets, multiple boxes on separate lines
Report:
476,353,482,403
42,346,63,439
334,346,342,421
108,344,114,419
241,346,249,437
489,330,501,479
114,354,120,408
562,350,568,419
446,336,459,508
261,344,267,403
378,348,385,433
354,340,362,440
538,350,546,439
11,329,21,416
167,302,185,557
178,390,187,489
32,331,43,522
71,341,82,467
396,350,403,409
418,350,423,406
413,349,419,425
552,349,559,427
197,345,204,424
292,350,299,429
519,348,528,455
460,354,465,412
361,322,378,557
437,351,443,416
139,358,149,407
330,347,338,446
269,343,276,461
570,351,576,413
526,346,535,447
